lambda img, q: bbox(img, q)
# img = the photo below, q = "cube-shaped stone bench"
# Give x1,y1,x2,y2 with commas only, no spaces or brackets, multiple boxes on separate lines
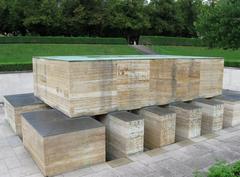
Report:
101,111,144,160
193,99,223,134
3,93,48,138
170,102,202,140
137,106,176,149
214,93,240,127
21,109,105,176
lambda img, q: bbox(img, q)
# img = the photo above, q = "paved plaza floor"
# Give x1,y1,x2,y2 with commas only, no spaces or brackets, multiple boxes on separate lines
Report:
1,106,240,177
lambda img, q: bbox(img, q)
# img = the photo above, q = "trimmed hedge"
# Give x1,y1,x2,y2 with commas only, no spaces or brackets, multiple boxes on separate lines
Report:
139,36,204,46
0,63,32,72
224,60,240,68
0,36,127,44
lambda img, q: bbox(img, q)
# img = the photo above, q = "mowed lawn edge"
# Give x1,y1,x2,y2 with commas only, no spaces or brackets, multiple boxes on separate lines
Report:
0,44,140,71
151,45,240,67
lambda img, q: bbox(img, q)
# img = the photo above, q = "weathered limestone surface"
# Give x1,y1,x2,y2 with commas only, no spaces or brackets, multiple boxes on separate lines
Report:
33,55,223,117
21,109,105,177
170,102,202,140
214,92,240,128
137,106,176,149
3,93,48,138
193,99,223,134
100,111,144,159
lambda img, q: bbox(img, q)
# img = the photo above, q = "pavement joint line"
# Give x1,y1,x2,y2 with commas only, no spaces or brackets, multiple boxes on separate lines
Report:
144,148,168,157
107,157,133,168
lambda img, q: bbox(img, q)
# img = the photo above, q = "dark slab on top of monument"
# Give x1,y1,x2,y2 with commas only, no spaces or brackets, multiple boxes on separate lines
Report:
109,111,143,122
143,106,175,116
22,109,104,137
4,93,43,107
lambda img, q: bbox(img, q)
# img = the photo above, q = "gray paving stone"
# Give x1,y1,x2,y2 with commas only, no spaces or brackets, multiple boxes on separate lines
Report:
0,146,15,160
0,160,8,174
62,167,94,177
114,162,154,177
0,172,12,177
128,152,153,165
9,165,40,177
145,173,165,177
152,158,194,177
211,149,240,163
165,150,192,162
193,142,219,153
148,163,175,177
4,156,21,169
179,145,210,157
7,135,22,148
84,169,120,177
90,163,112,173
25,173,44,177
183,153,217,170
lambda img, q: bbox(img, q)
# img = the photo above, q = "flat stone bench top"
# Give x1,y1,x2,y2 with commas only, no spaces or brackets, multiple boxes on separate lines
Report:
22,109,104,137
170,102,200,110
194,98,223,105
143,106,175,116
223,89,240,95
4,93,43,107
34,55,222,62
109,111,143,122
215,95,240,102
214,89,240,102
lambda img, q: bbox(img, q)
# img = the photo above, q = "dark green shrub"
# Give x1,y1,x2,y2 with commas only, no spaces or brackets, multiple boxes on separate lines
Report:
139,36,204,46
0,36,127,44
224,61,240,68
196,161,240,177
0,63,32,72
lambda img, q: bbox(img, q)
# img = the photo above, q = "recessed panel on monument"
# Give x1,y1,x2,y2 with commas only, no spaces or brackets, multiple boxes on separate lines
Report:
33,55,223,117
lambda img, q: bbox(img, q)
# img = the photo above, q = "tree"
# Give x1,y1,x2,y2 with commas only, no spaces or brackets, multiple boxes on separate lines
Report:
105,0,150,43
196,0,240,49
23,0,63,36
147,0,182,36
60,0,86,36
176,0,203,37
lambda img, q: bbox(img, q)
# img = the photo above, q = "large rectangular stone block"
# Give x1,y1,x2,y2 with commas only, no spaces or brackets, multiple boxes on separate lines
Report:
21,109,105,176
33,55,223,117
3,93,48,138
193,99,223,134
170,102,202,140
214,91,240,127
137,106,176,149
100,111,144,159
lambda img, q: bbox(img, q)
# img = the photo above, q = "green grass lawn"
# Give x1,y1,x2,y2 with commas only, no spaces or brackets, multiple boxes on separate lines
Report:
151,45,240,64
0,44,139,64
